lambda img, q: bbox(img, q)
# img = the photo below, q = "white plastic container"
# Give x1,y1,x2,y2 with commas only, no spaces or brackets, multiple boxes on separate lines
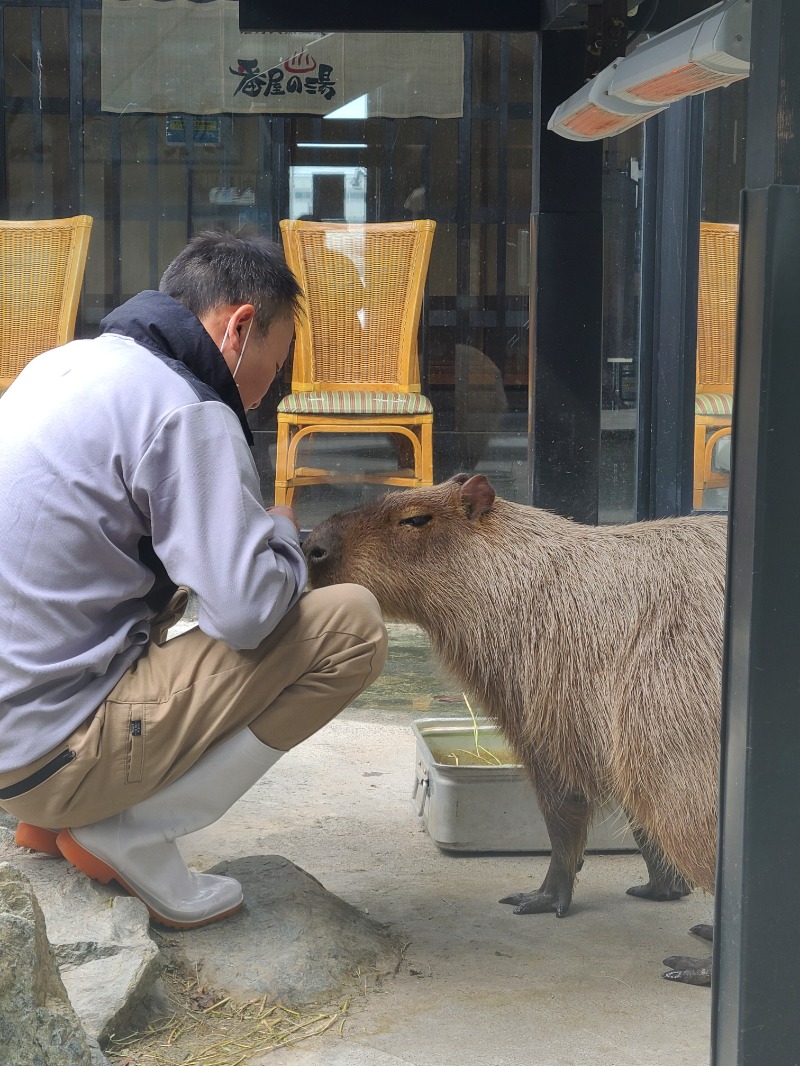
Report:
411,717,637,854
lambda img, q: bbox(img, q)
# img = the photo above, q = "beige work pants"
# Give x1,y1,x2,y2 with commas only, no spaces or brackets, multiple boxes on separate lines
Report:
0,583,387,829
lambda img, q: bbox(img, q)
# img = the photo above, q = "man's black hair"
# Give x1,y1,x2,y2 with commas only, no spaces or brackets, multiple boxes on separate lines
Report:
159,231,302,335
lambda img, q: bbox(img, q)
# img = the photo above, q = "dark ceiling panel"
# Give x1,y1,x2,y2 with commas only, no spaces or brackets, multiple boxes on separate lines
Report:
542,0,722,33
540,0,594,28
239,0,543,32
648,0,718,32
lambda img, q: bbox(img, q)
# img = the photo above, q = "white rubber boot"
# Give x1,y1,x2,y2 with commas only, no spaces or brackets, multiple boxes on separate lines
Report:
56,728,283,928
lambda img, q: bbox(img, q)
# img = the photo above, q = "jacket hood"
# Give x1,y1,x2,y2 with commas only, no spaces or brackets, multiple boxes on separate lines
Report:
100,290,253,445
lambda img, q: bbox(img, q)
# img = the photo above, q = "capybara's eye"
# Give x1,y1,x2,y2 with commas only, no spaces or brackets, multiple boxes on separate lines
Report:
398,514,432,528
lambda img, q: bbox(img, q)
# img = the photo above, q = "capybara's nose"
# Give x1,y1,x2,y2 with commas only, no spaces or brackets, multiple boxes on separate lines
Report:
303,526,333,566
304,523,345,587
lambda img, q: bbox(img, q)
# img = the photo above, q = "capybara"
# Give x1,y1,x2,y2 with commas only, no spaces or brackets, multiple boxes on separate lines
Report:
303,474,726,986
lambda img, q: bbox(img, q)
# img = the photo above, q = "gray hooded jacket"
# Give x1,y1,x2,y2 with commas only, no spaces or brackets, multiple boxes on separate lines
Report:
0,291,306,773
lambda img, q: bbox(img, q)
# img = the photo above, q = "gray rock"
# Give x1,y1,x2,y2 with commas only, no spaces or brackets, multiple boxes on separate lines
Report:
85,1036,113,1066
0,827,162,1047
0,861,94,1065
175,855,401,1007
1,828,401,1030
56,897,162,1047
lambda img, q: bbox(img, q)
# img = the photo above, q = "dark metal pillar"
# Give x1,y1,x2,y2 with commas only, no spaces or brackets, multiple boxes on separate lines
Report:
529,29,603,523
712,2,800,1062
636,96,703,520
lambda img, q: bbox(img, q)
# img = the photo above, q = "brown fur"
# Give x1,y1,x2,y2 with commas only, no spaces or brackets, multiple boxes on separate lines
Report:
304,475,725,899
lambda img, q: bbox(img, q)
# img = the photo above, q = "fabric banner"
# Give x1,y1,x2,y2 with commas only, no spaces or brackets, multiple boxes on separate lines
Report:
101,0,464,118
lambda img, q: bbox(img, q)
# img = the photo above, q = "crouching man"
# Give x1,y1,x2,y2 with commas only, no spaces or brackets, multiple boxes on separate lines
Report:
0,231,387,928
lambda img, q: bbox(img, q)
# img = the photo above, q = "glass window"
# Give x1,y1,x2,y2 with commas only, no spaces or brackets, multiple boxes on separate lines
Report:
695,80,748,512
2,6,535,530
599,127,644,524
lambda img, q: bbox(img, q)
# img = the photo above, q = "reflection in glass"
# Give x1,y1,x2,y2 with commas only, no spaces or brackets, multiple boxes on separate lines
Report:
2,16,534,527
599,129,643,524
289,166,367,222
695,79,747,512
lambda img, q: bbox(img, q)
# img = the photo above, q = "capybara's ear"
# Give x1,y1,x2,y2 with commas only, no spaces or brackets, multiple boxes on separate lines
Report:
449,473,472,485
459,474,496,519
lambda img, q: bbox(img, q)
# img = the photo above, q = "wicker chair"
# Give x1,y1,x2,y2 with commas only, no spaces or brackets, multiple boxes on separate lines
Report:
275,219,436,507
693,220,739,509
0,215,93,390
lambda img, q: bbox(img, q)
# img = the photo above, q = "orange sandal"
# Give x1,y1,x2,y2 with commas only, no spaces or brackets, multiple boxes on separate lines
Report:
14,822,62,858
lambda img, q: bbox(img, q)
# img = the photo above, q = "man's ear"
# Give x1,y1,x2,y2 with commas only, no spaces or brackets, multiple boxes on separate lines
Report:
232,303,255,335
459,474,496,520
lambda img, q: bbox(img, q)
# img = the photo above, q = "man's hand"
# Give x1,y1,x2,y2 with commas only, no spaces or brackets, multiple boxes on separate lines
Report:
268,505,300,534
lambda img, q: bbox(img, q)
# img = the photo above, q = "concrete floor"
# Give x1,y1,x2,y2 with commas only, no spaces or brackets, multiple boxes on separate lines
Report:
174,621,713,1066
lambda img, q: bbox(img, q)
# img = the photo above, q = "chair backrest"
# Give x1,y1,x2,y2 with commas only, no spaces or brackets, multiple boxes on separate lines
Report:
696,220,739,397
280,219,436,394
0,215,93,389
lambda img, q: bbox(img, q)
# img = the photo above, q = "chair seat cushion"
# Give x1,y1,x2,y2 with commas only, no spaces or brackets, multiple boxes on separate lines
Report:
278,390,433,415
695,392,733,417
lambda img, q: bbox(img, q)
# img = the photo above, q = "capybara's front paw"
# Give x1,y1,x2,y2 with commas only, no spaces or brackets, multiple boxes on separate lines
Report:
662,955,712,986
498,890,571,917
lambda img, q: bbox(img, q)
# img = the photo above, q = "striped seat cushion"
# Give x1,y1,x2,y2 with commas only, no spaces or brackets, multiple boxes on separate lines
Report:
278,390,433,415
695,392,733,417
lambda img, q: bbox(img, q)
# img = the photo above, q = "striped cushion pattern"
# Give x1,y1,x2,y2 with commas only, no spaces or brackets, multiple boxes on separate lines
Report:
695,392,733,416
278,390,433,415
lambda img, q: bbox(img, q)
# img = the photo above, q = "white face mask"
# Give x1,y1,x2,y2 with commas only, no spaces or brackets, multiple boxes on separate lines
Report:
221,317,253,381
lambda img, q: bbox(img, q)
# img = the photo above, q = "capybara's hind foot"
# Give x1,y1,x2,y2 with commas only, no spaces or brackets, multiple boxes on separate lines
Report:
628,828,693,901
690,922,713,942
499,889,571,917
662,954,711,986
626,879,691,902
